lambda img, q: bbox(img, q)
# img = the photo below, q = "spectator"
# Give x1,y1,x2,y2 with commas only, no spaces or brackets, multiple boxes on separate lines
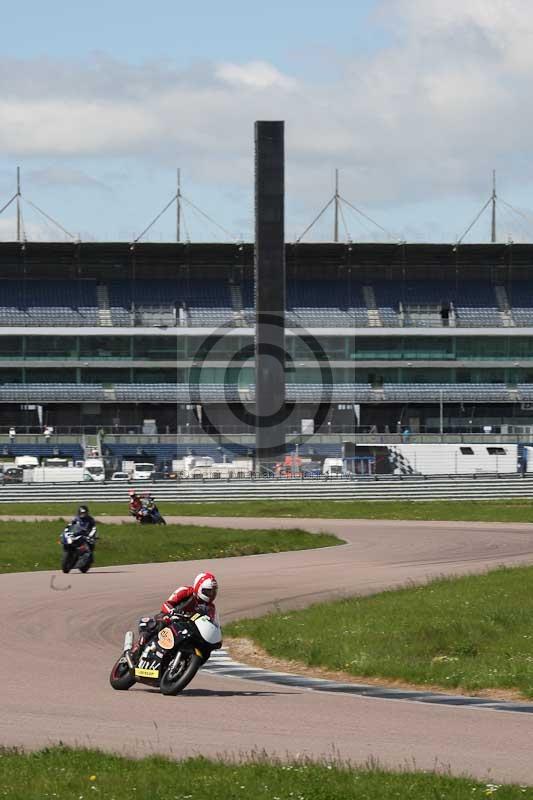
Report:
8,426,16,442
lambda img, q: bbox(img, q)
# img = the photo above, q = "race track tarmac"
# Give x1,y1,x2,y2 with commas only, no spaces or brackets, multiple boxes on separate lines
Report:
2,516,533,784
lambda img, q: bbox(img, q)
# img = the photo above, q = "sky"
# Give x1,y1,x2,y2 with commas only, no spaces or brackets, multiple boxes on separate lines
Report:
0,0,532,244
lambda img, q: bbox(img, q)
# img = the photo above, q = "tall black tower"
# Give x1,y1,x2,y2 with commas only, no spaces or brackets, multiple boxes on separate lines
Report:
254,121,286,468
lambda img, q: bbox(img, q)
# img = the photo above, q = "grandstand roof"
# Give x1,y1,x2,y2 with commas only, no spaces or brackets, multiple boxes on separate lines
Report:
1,241,533,281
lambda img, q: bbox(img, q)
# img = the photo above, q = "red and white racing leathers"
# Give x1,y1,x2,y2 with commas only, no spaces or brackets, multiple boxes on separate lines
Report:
161,586,217,621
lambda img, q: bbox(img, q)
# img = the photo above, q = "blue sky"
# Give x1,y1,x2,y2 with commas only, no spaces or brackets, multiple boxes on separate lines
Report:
2,0,383,66
1,0,533,244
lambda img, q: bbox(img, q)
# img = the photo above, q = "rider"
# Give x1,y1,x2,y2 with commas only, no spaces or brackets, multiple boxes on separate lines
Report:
161,572,218,619
128,489,143,518
70,505,97,544
134,572,219,651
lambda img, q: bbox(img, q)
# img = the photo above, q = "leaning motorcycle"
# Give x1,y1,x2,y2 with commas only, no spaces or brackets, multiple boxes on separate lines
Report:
109,611,222,695
136,501,166,525
60,522,96,573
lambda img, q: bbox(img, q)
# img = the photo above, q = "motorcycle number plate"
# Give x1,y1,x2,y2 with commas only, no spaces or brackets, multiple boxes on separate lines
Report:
158,627,175,650
135,667,159,678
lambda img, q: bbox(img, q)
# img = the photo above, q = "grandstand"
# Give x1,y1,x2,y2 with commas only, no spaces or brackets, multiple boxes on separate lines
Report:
2,240,533,470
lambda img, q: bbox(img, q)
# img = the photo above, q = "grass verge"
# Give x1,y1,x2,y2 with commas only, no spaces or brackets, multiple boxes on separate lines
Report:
227,566,533,699
0,520,339,574
2,497,533,521
1,746,530,799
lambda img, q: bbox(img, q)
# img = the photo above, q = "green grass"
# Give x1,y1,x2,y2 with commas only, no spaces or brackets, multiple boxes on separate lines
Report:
0,520,340,574
227,566,533,699
1,746,530,799
3,498,533,521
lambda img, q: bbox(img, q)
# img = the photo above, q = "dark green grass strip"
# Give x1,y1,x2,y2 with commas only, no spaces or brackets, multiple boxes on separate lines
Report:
0,521,339,574
3,498,533,521
1,747,530,799
227,566,533,699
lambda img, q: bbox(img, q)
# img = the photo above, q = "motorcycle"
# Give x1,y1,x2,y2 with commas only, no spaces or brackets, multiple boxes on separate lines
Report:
60,522,96,573
109,610,222,695
135,499,166,525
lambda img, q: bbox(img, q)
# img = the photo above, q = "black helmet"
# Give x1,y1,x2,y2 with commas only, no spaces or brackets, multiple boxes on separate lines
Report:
78,505,89,516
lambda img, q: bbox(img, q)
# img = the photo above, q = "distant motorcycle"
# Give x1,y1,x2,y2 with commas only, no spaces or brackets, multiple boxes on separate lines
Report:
135,498,166,525
60,522,97,573
109,610,222,695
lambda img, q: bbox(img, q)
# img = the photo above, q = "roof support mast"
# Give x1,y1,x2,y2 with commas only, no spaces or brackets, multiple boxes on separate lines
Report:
333,169,340,243
16,167,21,243
491,169,497,243
176,168,181,243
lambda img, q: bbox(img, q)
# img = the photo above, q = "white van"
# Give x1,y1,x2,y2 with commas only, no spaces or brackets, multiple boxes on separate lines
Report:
15,455,39,470
322,457,345,476
83,457,105,483
132,462,155,480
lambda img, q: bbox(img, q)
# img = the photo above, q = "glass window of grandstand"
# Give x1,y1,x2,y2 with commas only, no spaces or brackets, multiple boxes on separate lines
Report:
0,337,22,359
0,369,22,383
456,338,508,359
133,337,178,360
455,368,505,384
188,366,254,386
79,337,131,359
509,338,533,360
26,336,77,359
402,368,452,383
133,369,180,384
290,336,344,361
350,338,402,360
81,369,130,384
185,335,249,361
401,338,454,360
26,368,77,383
224,366,254,388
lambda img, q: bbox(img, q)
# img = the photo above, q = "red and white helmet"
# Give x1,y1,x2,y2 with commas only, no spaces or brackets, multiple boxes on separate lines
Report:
193,572,218,603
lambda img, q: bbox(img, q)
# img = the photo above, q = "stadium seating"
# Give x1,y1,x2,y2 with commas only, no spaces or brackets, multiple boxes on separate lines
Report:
107,280,234,327
0,280,98,326
0,277,520,329
0,383,105,401
509,283,533,326
0,443,84,459
382,383,511,401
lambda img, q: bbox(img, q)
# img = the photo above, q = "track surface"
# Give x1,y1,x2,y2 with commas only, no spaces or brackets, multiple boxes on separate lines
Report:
3,516,533,783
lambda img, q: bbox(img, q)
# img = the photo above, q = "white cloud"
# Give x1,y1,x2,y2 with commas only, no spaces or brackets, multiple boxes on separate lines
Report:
1,1,533,239
216,60,297,90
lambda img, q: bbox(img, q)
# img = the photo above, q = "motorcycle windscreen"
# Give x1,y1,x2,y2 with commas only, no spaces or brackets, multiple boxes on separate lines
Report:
190,614,222,645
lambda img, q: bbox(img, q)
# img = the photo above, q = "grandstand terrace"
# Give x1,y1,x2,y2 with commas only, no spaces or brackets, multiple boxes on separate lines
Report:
2,240,533,451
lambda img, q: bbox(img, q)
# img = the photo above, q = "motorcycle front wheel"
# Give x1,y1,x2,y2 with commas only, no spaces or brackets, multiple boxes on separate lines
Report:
160,652,202,695
61,550,77,573
109,657,136,690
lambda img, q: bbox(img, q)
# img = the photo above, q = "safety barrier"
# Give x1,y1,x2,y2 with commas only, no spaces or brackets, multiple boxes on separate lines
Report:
1,474,533,503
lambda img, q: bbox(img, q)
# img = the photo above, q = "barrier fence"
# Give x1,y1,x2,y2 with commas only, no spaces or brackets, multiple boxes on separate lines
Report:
1,474,533,503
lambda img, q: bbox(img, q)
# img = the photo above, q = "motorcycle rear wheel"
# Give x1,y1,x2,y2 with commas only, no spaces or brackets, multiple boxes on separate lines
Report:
160,653,202,695
77,553,93,573
109,657,135,690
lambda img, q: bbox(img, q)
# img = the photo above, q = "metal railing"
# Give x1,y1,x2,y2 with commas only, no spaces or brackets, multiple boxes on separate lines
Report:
1,473,533,503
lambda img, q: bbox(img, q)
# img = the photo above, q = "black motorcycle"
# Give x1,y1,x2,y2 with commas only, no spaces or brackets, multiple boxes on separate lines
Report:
109,610,222,695
60,522,97,573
